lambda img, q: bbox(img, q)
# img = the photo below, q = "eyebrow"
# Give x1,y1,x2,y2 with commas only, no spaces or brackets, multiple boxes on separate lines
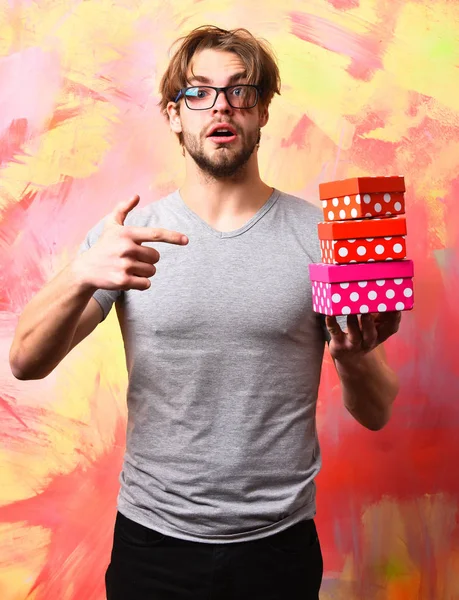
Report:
187,72,248,86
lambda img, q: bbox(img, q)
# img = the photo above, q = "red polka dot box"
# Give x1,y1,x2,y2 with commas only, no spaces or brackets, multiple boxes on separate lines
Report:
319,176,405,221
318,216,407,264
308,260,414,316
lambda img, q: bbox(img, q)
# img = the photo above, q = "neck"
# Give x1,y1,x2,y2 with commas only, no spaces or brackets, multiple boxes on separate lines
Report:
179,152,272,222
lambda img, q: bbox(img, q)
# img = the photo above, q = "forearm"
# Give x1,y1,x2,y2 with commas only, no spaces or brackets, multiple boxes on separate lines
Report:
9,261,96,380
334,346,399,430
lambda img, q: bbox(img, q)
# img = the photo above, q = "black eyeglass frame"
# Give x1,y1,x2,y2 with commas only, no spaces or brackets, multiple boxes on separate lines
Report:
173,84,260,110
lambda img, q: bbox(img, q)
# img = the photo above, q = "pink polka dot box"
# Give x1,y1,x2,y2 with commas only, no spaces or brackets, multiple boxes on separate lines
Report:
308,260,414,316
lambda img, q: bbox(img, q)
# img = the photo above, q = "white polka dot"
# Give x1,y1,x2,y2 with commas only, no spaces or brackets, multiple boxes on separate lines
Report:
384,237,392,241
393,243,403,253
404,288,413,297
365,212,372,217
350,260,357,263
360,305,369,313
348,239,356,244
386,257,393,261
340,282,350,289
363,194,371,204
332,197,339,207
342,306,351,315
378,303,387,311
366,238,374,242
351,208,358,218
344,196,351,205
376,280,385,286
386,289,395,299
355,194,361,204
396,302,405,310
350,292,359,302
368,291,378,300
368,258,375,262
357,281,367,288
394,278,403,285
322,200,328,208
375,244,385,255
357,246,367,256
332,293,341,303
374,203,382,212
394,202,402,211
319,281,323,287
339,209,346,219
328,211,335,220
338,247,349,257
327,298,331,307
386,211,392,216
384,193,391,203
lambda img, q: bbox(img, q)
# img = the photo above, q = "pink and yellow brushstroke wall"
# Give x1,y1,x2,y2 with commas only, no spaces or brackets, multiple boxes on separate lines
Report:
1,1,459,598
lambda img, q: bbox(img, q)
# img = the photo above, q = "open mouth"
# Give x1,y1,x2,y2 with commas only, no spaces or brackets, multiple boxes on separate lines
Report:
207,125,238,144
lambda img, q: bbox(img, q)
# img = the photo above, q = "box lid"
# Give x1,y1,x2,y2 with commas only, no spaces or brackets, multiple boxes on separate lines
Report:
319,176,405,200
309,259,414,283
318,216,407,240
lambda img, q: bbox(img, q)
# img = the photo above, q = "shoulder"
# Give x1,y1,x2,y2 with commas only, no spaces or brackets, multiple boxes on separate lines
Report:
123,190,179,228
272,189,325,262
275,189,323,223
80,191,179,251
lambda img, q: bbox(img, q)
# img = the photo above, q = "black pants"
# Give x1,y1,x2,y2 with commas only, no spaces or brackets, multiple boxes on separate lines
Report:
105,511,323,599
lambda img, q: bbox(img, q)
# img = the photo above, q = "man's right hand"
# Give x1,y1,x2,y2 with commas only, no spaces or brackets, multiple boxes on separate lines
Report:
74,195,189,292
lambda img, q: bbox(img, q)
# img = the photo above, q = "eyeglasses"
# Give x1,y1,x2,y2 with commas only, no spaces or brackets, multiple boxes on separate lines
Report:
174,84,260,110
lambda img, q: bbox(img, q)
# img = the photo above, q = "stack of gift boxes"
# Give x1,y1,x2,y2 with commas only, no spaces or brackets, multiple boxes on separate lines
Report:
308,176,414,316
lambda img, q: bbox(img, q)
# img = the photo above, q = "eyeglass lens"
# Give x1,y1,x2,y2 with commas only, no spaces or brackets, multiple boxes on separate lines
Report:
184,85,258,109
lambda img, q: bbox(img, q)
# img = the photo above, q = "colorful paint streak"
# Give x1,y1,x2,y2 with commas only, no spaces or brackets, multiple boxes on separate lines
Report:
1,1,459,598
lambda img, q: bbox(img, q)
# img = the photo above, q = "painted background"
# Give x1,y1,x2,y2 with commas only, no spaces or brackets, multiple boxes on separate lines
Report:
1,0,459,598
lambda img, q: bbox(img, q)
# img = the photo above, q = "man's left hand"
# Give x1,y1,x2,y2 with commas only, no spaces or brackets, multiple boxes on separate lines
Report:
325,311,402,363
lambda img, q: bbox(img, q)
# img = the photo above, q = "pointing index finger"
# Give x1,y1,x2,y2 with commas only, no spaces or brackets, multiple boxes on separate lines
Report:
127,226,189,245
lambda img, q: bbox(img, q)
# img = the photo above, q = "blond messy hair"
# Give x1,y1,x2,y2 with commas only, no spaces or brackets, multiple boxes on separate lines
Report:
158,25,281,145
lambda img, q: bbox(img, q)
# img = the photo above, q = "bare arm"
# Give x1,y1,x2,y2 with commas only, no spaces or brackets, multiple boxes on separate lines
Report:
332,344,399,430
9,194,189,381
326,312,401,431
9,265,101,380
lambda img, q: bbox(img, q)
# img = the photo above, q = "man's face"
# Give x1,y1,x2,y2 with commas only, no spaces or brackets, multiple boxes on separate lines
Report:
168,49,268,179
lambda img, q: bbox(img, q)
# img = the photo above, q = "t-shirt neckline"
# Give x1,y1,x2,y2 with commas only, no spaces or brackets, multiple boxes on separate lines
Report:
172,188,280,239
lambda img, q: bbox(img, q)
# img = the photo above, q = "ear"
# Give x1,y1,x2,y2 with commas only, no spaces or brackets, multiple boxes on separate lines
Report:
167,101,182,134
259,105,269,128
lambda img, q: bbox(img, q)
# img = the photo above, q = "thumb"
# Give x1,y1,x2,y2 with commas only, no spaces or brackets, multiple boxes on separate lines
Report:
325,315,347,343
107,194,140,227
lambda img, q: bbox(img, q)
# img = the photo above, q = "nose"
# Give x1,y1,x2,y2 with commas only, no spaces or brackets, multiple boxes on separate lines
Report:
212,89,233,115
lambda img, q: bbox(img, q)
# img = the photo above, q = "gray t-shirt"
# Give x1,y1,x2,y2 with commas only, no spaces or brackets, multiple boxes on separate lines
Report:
79,188,338,544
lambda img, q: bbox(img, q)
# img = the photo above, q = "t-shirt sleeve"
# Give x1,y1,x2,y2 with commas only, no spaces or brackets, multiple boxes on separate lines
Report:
78,218,122,321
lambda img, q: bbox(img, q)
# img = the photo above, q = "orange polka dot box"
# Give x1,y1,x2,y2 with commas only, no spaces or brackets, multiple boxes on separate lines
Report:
319,175,406,221
318,216,407,264
309,176,414,316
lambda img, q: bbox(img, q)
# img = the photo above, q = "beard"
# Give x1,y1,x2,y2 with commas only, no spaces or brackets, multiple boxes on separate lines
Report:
182,126,260,180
